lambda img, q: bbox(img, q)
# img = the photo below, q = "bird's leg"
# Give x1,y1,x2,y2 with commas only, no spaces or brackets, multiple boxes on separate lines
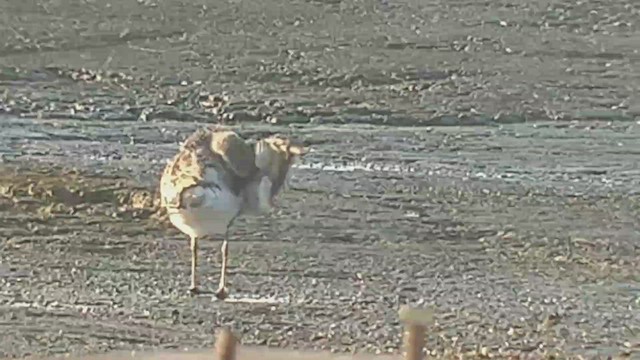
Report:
189,236,200,295
215,217,236,300
215,238,229,300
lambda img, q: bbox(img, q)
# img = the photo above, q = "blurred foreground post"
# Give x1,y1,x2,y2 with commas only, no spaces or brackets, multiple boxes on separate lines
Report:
398,305,434,360
216,327,237,360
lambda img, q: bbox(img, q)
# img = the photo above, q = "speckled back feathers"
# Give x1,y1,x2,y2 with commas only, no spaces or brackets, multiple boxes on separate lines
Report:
159,128,258,210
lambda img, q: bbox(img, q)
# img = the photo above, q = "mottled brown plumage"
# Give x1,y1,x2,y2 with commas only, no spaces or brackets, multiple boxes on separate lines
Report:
160,128,258,209
159,127,306,299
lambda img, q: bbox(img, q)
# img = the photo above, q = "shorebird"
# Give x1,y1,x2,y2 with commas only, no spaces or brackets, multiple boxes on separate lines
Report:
159,127,306,300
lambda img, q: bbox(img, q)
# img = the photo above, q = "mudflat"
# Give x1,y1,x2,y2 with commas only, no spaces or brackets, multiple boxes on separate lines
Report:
1,0,639,359
10,345,399,360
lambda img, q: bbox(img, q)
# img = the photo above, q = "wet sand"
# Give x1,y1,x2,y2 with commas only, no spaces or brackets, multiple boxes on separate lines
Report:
13,346,399,360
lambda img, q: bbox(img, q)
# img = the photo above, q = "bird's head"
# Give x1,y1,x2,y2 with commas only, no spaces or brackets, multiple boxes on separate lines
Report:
254,135,307,206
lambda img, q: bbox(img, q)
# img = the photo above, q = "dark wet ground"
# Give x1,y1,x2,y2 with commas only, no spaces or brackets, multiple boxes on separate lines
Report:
1,0,639,358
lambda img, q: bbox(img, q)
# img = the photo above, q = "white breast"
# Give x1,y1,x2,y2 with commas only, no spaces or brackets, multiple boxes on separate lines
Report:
238,175,274,216
167,167,243,238
256,176,273,212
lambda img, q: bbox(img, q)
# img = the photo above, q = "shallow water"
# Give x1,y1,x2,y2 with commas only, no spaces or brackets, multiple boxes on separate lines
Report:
1,115,638,358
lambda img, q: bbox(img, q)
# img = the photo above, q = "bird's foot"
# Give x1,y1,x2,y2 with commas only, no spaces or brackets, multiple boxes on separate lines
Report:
188,286,201,296
215,286,229,301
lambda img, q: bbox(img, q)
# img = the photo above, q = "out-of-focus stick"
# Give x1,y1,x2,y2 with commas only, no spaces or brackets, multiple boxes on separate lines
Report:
216,327,237,360
398,305,435,360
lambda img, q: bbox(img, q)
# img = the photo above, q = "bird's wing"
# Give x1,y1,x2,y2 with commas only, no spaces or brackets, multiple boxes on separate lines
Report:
160,129,257,210
210,130,257,179
159,148,203,210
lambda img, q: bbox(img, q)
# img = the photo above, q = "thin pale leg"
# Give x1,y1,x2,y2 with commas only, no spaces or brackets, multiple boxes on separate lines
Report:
189,236,200,295
215,217,236,300
215,238,229,300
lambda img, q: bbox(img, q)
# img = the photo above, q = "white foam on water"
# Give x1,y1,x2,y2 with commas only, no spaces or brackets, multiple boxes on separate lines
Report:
294,161,415,174
223,293,290,304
